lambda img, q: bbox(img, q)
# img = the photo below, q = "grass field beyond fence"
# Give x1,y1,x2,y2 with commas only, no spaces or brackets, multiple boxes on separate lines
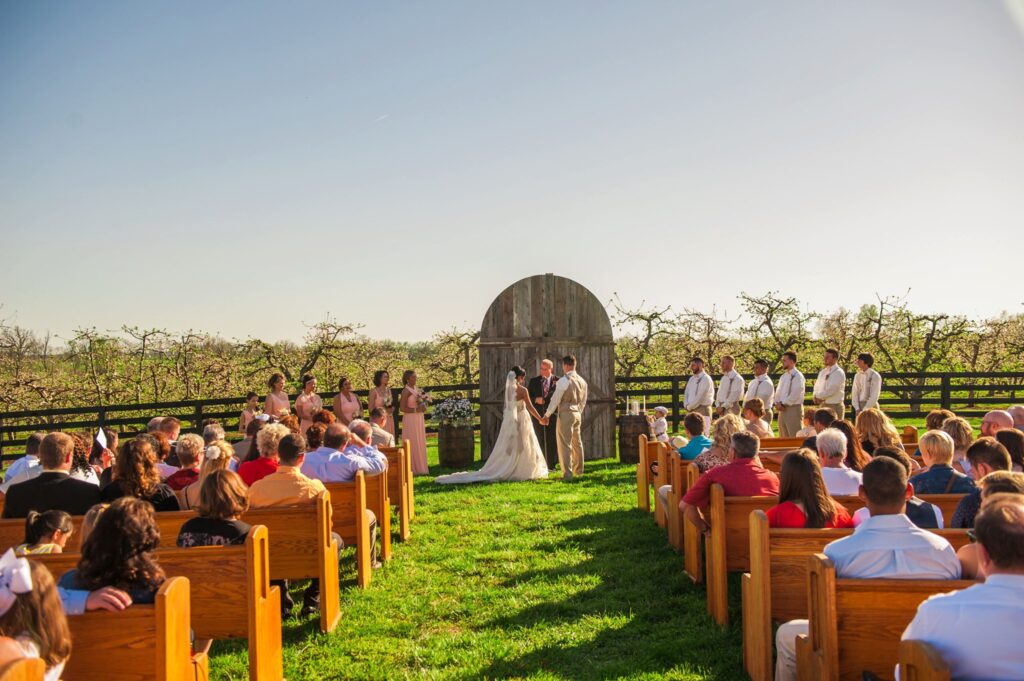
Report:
208,442,746,680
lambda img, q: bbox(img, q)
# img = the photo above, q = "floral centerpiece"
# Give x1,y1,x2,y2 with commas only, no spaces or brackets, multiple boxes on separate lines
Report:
434,395,475,468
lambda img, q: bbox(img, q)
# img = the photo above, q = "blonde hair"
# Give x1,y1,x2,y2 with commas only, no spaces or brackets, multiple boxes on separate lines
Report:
855,408,902,450
711,414,745,450
175,433,204,467
198,440,235,483
919,430,955,465
79,504,109,547
941,416,974,451
256,423,290,458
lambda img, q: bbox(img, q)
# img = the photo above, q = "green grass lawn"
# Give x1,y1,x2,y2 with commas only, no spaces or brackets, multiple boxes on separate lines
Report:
208,443,746,680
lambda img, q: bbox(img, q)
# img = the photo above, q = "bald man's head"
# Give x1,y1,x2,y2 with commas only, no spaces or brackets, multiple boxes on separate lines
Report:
1008,405,1024,428
323,423,351,450
981,410,1014,437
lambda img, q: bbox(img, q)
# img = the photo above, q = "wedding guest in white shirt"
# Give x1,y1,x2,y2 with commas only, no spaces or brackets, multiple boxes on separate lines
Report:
815,428,863,496
813,348,846,420
683,358,715,435
714,356,744,417
901,494,1024,681
774,352,806,438
0,433,45,495
851,352,882,417
745,360,775,426
774,456,961,681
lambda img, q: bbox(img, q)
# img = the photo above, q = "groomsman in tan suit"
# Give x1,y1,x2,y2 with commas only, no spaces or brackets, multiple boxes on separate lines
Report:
542,355,588,480
774,352,806,437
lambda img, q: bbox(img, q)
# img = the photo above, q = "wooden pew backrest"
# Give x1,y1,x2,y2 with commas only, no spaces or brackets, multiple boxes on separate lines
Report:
323,471,372,588
0,658,44,681
898,640,950,681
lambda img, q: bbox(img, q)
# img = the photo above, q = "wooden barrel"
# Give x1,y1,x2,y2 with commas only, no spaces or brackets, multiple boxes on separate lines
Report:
618,415,652,464
438,425,475,468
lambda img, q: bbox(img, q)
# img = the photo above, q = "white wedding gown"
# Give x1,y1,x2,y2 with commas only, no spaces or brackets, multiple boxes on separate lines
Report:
435,372,550,484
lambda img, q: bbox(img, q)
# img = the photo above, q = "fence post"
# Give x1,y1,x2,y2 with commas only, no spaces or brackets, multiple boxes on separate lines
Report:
671,377,681,432
941,374,952,410
193,403,203,433
392,388,403,441
97,408,107,430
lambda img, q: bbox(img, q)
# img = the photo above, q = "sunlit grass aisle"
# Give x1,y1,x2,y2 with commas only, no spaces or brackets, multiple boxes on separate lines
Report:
210,444,746,680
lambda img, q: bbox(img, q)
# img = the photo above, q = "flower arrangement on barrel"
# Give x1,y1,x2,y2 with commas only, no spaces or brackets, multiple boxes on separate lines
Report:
434,396,476,468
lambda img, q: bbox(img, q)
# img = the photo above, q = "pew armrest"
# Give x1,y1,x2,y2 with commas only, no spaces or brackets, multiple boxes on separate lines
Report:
899,640,951,681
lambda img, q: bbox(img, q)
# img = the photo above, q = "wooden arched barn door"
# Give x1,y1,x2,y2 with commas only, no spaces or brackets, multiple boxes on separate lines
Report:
479,274,615,460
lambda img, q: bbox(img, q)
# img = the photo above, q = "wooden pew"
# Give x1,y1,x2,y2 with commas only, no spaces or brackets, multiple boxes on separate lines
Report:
666,455,692,552
39,527,282,681
381,441,412,541
322,471,373,588
682,464,703,584
637,434,662,514
917,494,963,527
795,554,972,681
898,641,950,681
62,576,209,681
654,440,670,528
0,659,43,681
741,511,971,681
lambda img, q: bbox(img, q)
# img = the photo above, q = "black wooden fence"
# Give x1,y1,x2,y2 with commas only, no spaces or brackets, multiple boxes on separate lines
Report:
2,372,1023,460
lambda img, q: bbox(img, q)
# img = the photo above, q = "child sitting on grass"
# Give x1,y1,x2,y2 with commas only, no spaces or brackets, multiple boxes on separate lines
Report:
16,511,72,556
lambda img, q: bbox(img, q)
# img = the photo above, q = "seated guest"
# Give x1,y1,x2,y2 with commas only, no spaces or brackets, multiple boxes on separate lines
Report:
942,416,975,476
741,399,773,439
346,421,389,465
980,409,1013,437
312,409,336,426
0,551,72,681
233,418,265,468
854,447,943,528
202,422,225,446
248,434,349,617
180,440,234,511
369,409,396,448
909,430,977,494
766,448,853,528
78,503,108,547
148,431,178,479
89,428,117,479
3,433,102,518
681,432,780,536
146,416,163,433
952,437,1013,528
301,423,388,483
794,407,817,439
158,416,181,444
59,497,166,605
925,409,956,432
278,414,301,435
801,407,836,452
693,414,745,473
305,423,327,452
100,437,179,511
0,433,45,493
1008,404,1024,431
16,510,73,556
902,494,1024,680
164,434,203,491
855,407,904,454
955,472,1024,579
68,433,101,486
830,420,870,472
994,428,1024,472
774,456,961,681
815,428,863,496
238,423,290,487
177,470,251,547
675,413,712,461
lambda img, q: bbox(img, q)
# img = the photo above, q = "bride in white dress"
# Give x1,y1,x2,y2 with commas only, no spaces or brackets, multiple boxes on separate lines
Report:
435,366,549,484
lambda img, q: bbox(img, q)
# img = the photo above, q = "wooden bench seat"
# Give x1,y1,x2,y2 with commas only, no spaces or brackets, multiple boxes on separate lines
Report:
38,527,282,681
795,553,972,681
61,576,209,681
381,441,413,541
741,511,971,681
322,470,373,588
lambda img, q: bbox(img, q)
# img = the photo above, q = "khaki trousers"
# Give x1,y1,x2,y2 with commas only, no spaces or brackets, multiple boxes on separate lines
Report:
716,404,741,417
778,405,803,438
556,408,584,478
823,402,845,421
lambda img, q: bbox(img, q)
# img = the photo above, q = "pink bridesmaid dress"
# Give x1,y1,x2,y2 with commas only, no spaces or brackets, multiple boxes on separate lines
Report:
264,391,291,419
333,392,362,424
295,392,323,434
402,388,429,475
368,387,396,436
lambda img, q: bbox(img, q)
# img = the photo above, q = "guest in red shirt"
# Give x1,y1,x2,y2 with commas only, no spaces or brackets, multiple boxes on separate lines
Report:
165,434,202,491
766,448,854,528
681,431,780,535
238,423,288,487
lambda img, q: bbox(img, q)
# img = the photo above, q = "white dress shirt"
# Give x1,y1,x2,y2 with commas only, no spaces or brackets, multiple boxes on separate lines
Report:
813,365,846,405
684,371,715,410
715,370,745,410
852,368,882,411
545,371,588,417
824,513,961,580
820,465,863,496
901,574,1024,681
0,457,42,493
745,374,775,411
774,368,806,407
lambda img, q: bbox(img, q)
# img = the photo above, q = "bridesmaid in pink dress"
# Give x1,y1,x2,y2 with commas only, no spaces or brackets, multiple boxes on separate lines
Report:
400,370,429,475
264,373,291,420
294,374,323,435
332,377,362,425
367,370,396,436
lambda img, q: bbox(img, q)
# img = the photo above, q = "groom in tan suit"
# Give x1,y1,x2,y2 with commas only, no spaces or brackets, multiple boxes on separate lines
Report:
541,355,588,480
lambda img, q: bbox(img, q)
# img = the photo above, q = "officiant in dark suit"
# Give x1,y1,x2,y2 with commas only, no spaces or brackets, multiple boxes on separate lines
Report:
528,359,559,469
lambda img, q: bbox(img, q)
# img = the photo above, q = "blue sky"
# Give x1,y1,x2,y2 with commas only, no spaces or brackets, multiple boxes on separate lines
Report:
2,1,1023,343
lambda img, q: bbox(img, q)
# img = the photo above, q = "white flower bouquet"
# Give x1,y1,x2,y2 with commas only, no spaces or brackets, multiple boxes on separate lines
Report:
433,396,473,426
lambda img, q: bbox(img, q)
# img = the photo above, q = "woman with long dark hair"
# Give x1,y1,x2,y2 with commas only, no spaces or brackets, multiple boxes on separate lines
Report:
100,438,179,511
830,420,871,472
766,449,853,528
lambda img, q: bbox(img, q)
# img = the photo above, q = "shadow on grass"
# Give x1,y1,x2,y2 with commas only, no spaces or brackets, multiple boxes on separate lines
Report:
468,508,743,680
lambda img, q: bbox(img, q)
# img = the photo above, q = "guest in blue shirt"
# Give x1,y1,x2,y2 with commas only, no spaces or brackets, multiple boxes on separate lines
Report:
909,430,977,495
677,413,712,461
301,423,387,483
